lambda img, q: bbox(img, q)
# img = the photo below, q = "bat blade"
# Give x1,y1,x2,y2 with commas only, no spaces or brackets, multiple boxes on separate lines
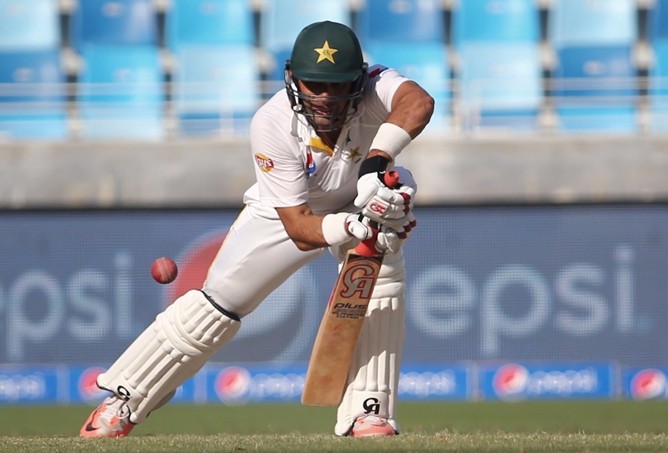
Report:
301,250,383,406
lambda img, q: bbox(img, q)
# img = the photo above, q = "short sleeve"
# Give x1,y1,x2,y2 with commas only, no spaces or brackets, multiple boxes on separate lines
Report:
365,65,410,114
249,105,309,208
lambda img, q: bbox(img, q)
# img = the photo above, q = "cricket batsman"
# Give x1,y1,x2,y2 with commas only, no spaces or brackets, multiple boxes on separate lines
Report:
80,20,434,438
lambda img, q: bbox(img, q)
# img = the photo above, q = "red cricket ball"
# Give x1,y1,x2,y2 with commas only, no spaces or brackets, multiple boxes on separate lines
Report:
151,257,178,284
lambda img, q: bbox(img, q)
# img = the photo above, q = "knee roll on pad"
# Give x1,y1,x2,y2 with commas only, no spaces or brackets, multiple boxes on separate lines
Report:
334,294,406,436
97,290,240,423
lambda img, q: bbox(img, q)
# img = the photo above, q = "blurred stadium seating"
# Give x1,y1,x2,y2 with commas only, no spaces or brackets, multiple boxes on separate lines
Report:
452,0,542,132
548,0,639,133
69,0,158,51
551,45,638,133
260,0,351,84
357,0,445,44
0,0,60,51
166,0,259,137
0,0,66,140
0,49,67,139
173,44,260,137
165,0,254,50
549,0,637,48
77,44,164,140
649,0,668,132
357,0,450,134
452,0,539,45
0,0,664,140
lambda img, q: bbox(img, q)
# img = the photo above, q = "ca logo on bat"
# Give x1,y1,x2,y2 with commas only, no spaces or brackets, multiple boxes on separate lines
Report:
339,260,379,299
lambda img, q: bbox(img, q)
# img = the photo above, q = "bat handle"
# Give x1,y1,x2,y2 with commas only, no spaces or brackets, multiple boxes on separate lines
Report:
354,170,400,257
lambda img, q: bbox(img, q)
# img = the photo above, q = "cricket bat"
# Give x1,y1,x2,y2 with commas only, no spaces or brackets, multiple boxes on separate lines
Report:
301,170,399,406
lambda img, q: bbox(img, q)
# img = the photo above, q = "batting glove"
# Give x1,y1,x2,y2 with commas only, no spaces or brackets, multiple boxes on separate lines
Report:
375,226,402,254
380,211,417,239
345,213,374,241
354,166,417,225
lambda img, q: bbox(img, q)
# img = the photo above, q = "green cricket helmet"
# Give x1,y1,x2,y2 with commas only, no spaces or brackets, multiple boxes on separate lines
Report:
284,21,369,131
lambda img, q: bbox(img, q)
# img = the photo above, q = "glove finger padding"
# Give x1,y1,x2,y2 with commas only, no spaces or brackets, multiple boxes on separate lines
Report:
376,210,417,253
354,173,384,209
345,213,373,241
394,166,417,210
376,226,405,254
374,211,415,238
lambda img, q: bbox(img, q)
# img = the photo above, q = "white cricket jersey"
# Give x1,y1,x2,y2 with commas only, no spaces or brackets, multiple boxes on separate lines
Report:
243,65,409,215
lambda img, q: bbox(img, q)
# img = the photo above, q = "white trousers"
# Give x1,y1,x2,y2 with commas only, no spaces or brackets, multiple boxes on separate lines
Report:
203,203,325,318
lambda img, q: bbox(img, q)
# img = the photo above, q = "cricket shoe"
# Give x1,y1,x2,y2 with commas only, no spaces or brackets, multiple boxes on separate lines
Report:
350,416,397,437
80,394,135,438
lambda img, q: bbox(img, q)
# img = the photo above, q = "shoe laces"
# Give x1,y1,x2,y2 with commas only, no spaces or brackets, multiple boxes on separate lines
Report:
99,395,131,427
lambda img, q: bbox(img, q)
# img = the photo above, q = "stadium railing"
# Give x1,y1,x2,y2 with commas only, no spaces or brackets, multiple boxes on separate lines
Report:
2,75,668,140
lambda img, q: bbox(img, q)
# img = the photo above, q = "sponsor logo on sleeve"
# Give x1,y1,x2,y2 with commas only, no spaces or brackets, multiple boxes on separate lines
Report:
254,153,274,173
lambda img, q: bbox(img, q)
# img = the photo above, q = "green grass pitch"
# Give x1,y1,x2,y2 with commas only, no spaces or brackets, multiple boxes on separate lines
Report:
1,401,668,452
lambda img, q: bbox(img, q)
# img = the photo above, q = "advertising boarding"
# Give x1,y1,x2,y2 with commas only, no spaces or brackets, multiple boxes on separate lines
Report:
1,204,668,402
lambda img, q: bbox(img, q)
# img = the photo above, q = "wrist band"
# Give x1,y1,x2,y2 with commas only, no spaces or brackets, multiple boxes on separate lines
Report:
322,212,351,246
369,122,412,160
358,154,390,177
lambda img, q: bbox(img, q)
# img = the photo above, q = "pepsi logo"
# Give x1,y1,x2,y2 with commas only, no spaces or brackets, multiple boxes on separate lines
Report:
214,366,251,401
492,363,529,398
630,369,666,400
78,367,107,401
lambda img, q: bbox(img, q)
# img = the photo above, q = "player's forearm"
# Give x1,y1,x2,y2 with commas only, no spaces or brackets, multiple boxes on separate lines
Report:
291,214,371,252
289,215,330,251
276,205,331,251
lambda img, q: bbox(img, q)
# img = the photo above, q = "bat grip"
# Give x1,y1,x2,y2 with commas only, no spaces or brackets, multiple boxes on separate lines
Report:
354,170,400,257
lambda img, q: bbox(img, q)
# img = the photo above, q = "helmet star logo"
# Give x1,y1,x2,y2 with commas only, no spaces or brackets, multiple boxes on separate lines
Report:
314,41,338,64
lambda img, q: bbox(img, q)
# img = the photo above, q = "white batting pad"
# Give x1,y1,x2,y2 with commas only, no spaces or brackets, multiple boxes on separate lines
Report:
335,252,406,436
97,290,240,423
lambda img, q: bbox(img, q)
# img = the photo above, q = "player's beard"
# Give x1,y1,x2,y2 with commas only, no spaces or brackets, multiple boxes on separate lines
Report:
301,98,353,132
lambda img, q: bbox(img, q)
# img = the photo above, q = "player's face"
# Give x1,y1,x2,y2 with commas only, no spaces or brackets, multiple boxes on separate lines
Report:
296,79,354,130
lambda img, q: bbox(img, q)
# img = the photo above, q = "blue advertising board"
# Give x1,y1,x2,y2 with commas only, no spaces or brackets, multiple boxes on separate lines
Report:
0,365,61,404
398,364,472,400
1,204,667,369
0,363,473,404
478,362,615,400
622,367,668,400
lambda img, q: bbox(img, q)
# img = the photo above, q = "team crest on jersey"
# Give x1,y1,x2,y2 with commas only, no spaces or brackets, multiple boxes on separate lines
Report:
254,153,274,172
341,131,362,163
